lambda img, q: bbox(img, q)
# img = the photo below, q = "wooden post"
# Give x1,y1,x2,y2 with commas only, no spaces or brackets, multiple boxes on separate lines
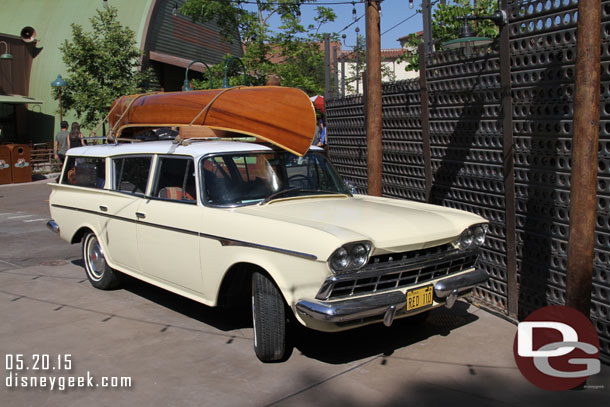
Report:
365,0,382,197
324,34,331,101
565,0,601,317
333,45,339,98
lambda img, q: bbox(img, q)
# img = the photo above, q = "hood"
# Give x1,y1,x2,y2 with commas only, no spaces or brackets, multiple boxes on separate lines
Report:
235,195,486,253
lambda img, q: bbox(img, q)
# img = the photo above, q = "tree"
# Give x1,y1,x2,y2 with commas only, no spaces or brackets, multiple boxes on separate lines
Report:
181,0,336,95
56,7,150,129
400,0,499,71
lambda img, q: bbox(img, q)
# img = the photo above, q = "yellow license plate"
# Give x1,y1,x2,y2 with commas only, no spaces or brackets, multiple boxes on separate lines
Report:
406,285,434,312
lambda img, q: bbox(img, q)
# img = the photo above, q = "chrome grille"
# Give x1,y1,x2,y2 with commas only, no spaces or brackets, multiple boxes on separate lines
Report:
316,245,479,300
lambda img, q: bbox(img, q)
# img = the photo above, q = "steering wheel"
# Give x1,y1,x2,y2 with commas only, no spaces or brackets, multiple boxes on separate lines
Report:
288,174,312,189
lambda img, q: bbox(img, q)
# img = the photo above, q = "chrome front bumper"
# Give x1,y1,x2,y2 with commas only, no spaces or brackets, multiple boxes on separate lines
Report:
296,268,488,326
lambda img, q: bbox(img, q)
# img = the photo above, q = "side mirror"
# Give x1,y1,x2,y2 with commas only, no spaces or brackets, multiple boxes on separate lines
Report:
344,180,357,195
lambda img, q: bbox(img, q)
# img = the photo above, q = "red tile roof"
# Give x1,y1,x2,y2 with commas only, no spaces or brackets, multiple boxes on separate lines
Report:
381,49,407,59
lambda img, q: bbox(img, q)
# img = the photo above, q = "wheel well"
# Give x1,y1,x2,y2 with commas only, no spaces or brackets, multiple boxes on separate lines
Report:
70,227,93,244
217,263,268,309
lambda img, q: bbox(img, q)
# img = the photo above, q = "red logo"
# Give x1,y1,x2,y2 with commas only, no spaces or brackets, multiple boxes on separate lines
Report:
513,305,600,391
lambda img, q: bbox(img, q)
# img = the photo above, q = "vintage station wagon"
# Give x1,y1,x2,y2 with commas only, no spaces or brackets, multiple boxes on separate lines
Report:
47,87,489,362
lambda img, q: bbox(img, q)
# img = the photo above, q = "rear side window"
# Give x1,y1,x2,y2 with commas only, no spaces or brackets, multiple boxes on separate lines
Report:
152,156,196,203
112,156,152,195
61,157,106,188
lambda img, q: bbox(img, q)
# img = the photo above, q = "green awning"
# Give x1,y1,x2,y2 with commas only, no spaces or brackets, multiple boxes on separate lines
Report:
0,95,43,104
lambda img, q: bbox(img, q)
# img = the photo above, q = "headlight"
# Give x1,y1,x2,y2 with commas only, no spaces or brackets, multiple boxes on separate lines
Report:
473,225,487,246
329,241,372,274
459,229,473,248
456,223,488,250
330,247,349,272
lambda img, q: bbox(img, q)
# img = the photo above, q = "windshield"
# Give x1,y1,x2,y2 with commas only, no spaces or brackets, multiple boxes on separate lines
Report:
201,151,350,206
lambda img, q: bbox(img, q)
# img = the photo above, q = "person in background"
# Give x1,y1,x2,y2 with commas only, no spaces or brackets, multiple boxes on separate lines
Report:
266,74,281,86
67,122,86,149
54,121,69,163
312,119,321,146
317,119,326,148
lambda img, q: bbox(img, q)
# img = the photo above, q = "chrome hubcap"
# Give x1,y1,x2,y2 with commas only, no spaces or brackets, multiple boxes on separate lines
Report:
87,237,105,280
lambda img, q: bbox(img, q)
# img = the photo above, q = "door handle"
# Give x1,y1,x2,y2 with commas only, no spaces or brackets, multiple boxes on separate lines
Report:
135,212,146,219
99,205,108,212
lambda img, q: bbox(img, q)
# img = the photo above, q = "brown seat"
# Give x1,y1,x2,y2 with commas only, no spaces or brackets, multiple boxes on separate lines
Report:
158,187,194,201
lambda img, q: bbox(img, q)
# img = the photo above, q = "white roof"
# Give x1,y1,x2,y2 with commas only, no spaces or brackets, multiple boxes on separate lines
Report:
65,140,275,159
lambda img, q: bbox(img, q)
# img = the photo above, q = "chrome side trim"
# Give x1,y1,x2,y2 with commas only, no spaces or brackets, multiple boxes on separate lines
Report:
50,203,317,261
296,291,406,323
433,268,489,298
216,237,317,261
46,220,60,234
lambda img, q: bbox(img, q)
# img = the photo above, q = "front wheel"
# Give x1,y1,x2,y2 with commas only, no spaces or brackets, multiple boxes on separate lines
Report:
82,232,120,290
252,272,288,362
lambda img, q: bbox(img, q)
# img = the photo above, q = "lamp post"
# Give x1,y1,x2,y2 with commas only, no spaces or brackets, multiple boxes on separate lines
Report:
183,59,213,91
0,41,13,60
442,10,507,56
222,56,247,88
441,4,515,316
51,74,67,123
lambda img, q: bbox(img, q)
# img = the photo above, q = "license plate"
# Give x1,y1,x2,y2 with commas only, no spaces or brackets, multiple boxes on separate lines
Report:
406,285,433,312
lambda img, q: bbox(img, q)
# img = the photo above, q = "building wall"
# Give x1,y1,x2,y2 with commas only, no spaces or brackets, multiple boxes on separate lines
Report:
0,0,242,143
337,52,418,96
0,0,153,141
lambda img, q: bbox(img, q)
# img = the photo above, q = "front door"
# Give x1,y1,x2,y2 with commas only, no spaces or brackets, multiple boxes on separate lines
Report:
136,156,203,292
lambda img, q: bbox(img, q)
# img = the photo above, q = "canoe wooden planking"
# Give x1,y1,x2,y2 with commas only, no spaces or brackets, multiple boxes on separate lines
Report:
108,86,317,156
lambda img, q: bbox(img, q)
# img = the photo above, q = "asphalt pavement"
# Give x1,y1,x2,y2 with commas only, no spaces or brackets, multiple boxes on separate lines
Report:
1,179,608,406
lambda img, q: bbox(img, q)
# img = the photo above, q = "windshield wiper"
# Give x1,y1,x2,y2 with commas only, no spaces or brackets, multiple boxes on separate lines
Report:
260,188,340,205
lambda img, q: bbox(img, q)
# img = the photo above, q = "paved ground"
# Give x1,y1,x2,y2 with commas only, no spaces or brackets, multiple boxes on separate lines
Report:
1,179,609,406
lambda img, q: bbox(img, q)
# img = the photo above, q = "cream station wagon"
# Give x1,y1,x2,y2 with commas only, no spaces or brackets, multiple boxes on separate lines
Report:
47,86,488,362
48,138,489,362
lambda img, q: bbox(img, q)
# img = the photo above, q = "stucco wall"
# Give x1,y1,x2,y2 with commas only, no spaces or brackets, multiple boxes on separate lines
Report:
0,0,153,139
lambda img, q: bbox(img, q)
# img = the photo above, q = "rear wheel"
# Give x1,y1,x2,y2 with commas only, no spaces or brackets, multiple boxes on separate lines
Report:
82,232,120,290
252,272,288,362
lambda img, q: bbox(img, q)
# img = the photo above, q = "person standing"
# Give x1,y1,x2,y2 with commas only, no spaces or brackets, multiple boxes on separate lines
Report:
67,122,86,149
54,121,69,163
317,119,326,147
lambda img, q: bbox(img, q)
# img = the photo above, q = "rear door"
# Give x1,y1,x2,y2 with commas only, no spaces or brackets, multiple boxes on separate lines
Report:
101,155,153,273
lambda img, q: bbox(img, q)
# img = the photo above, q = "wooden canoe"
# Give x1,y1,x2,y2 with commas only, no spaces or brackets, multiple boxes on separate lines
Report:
108,86,316,156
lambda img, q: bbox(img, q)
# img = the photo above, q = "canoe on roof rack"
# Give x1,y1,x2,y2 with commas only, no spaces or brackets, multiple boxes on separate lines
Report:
107,86,317,156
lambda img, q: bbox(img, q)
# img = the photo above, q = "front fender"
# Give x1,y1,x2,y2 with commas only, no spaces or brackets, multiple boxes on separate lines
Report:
200,237,330,308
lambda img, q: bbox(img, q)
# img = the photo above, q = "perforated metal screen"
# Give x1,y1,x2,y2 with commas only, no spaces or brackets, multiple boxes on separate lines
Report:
326,0,610,362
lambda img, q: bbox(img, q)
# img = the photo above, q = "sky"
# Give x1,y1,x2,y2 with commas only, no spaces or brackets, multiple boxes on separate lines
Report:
243,0,425,50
